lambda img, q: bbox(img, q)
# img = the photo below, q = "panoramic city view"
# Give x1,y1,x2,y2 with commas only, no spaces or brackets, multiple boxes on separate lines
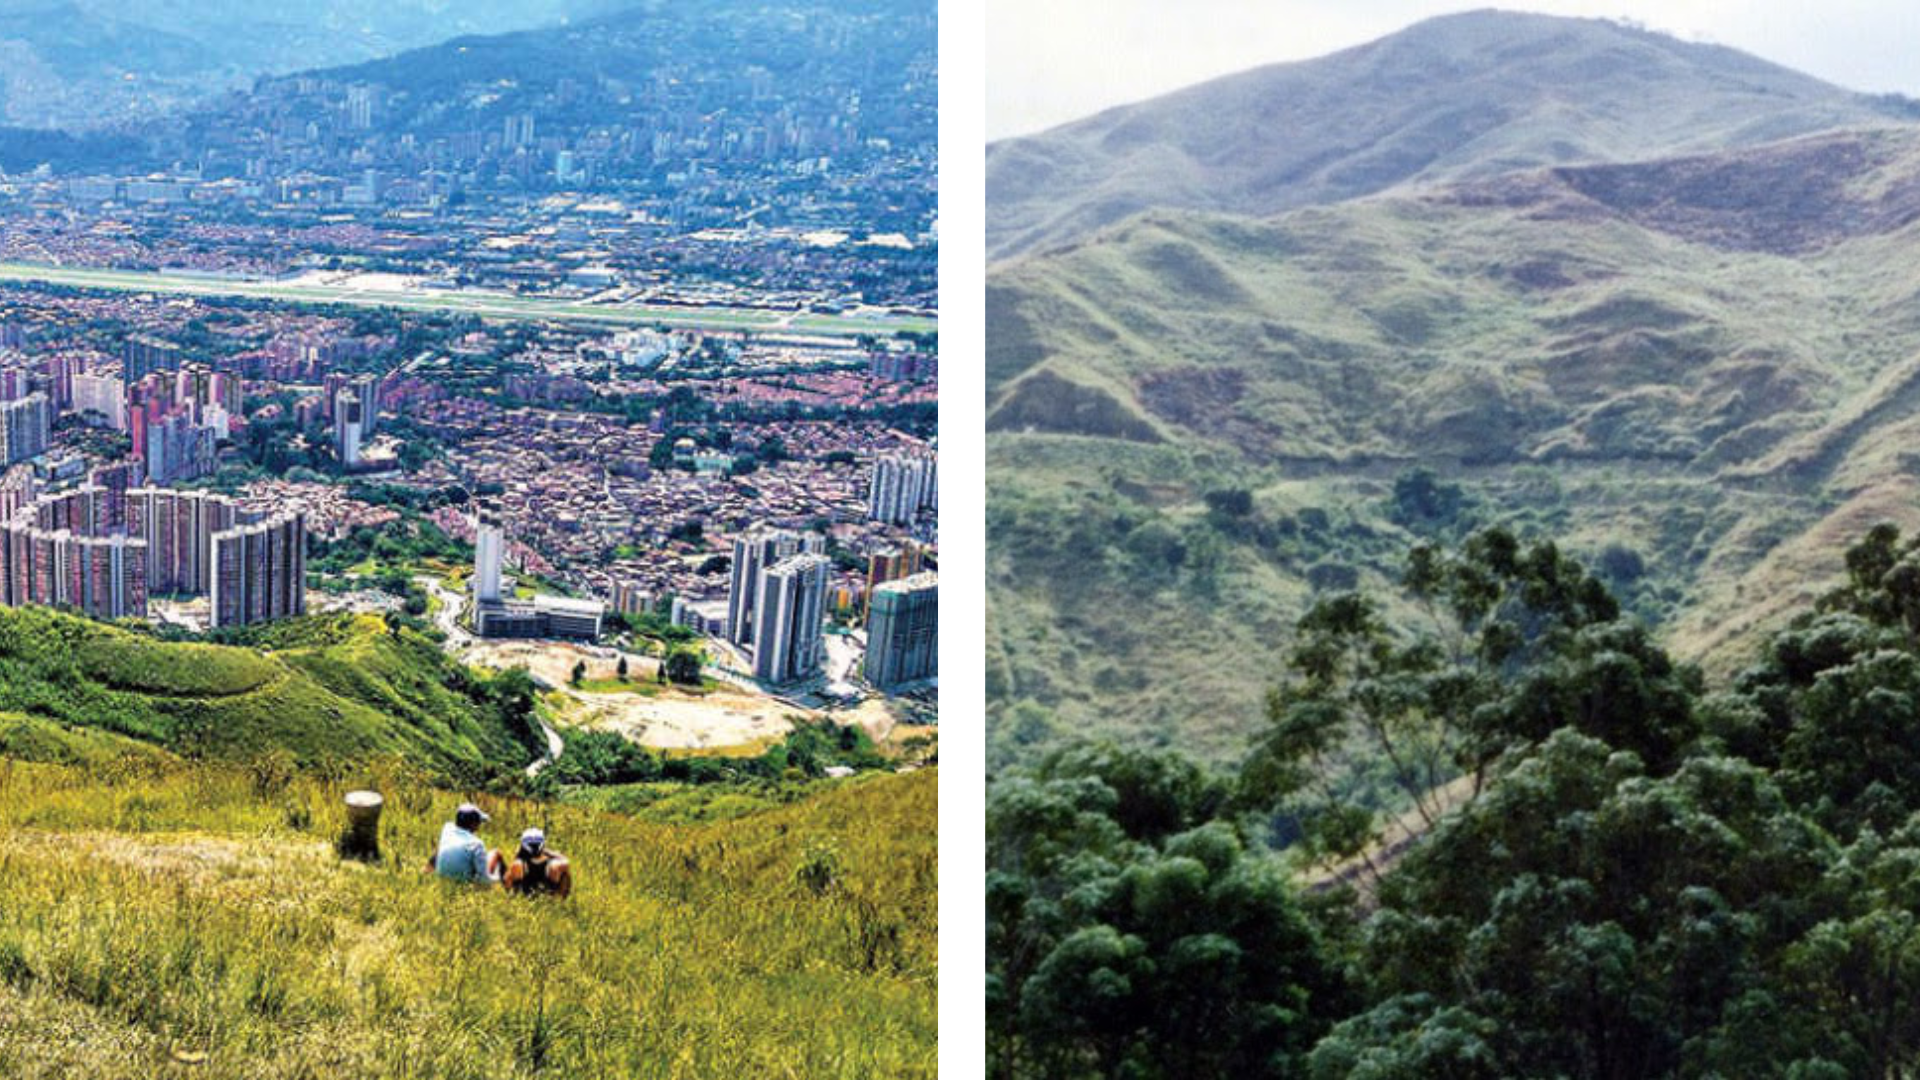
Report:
0,1,936,1075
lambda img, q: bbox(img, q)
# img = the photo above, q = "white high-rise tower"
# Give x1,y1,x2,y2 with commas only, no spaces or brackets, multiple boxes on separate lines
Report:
474,519,503,605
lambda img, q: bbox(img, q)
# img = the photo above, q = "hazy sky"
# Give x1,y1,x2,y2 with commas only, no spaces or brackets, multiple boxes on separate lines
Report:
988,1,1920,141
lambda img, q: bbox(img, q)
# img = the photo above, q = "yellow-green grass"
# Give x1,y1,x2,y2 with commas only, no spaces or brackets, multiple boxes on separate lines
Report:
0,758,936,1078
75,636,278,698
575,677,662,697
657,737,784,760
561,777,830,823
574,677,722,698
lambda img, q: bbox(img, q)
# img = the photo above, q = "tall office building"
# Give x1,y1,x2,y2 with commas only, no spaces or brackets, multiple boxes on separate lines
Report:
867,453,936,525
727,528,823,647
0,393,50,466
211,512,306,628
473,520,504,604
864,572,937,690
750,553,830,685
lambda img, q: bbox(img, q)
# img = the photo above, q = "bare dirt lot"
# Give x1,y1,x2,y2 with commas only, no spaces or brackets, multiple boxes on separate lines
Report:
459,638,814,750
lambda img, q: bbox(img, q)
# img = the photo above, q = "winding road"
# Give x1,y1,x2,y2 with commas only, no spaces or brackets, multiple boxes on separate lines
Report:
416,574,563,777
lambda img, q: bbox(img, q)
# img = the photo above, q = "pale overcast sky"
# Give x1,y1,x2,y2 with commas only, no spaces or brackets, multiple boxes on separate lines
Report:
987,1,1920,141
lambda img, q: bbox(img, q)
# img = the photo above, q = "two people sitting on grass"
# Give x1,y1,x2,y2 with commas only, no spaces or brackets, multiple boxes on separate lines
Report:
429,803,571,898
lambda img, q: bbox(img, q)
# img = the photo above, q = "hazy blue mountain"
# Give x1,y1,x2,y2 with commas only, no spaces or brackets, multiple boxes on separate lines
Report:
0,0,624,128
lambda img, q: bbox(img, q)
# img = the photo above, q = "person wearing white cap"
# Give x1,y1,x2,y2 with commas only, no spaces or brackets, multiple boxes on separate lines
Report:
501,826,572,898
428,802,500,885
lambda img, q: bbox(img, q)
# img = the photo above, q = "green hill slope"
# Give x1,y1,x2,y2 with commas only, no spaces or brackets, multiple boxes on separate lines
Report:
987,9,1913,262
0,608,543,783
0,758,935,1078
988,126,1920,762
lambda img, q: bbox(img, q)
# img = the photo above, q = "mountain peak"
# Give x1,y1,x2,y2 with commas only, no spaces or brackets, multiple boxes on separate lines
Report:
988,10,1906,262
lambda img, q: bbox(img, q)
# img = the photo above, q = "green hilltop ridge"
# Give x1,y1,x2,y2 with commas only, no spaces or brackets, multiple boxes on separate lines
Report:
0,606,545,783
987,8,1917,263
988,119,1920,763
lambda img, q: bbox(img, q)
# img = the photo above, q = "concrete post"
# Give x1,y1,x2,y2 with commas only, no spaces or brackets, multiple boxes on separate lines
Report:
341,790,383,861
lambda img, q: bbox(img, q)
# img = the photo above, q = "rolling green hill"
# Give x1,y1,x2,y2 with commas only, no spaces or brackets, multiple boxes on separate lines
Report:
0,607,543,783
988,124,1920,763
987,9,1915,263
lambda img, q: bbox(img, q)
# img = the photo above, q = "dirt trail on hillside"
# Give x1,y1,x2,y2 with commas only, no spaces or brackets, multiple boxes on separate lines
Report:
1302,774,1478,901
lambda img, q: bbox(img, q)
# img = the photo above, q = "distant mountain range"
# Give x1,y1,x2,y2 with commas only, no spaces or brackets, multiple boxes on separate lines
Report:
987,10,1917,263
0,0,625,128
0,0,935,182
986,10,1920,762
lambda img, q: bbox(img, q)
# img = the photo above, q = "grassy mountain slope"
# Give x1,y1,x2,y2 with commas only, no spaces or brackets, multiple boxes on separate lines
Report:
987,9,1914,263
988,126,1920,762
0,757,935,1078
0,608,542,783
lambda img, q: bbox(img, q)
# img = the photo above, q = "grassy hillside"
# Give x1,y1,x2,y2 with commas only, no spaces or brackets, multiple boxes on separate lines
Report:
0,607,543,783
988,127,1920,762
987,10,1913,262
0,757,935,1078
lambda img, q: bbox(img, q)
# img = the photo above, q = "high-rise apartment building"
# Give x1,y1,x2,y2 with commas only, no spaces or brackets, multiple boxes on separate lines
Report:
129,488,239,596
865,541,926,616
335,391,365,468
750,552,830,685
867,453,936,525
123,337,181,383
0,393,50,466
0,487,147,618
863,571,937,690
71,373,126,430
211,512,307,628
351,373,380,436
141,410,216,486
473,520,504,604
504,113,535,149
346,85,375,130
0,465,34,528
728,528,824,647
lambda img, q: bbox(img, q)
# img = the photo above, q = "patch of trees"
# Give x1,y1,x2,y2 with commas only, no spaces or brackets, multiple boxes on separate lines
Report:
990,522,1920,1078
542,719,886,788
